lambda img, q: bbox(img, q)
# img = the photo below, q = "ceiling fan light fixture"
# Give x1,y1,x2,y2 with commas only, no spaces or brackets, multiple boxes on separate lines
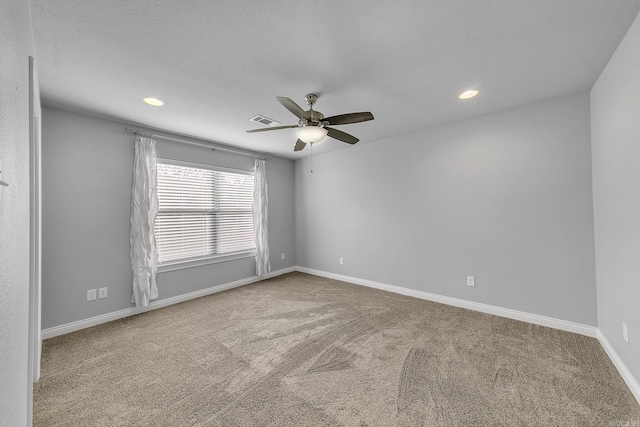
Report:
458,90,478,100
296,126,328,144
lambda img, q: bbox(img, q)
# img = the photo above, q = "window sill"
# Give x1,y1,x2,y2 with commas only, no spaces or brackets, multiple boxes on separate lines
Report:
157,250,256,273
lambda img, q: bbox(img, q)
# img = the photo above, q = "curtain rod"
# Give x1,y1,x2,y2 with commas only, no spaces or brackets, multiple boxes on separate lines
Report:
124,127,271,161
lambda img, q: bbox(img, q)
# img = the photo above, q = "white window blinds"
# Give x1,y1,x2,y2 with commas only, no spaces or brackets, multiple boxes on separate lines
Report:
155,162,255,264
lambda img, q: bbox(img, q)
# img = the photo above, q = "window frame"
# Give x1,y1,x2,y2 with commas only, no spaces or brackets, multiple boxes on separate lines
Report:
155,158,256,273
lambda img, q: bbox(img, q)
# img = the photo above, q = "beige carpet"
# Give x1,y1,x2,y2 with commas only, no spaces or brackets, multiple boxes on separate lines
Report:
34,272,640,426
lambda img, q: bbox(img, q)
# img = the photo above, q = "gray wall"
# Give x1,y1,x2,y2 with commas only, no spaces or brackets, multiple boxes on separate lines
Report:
41,107,295,330
0,1,34,425
591,12,640,387
295,91,597,326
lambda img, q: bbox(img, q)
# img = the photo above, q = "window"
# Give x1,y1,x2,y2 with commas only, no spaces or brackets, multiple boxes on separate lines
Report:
154,160,255,265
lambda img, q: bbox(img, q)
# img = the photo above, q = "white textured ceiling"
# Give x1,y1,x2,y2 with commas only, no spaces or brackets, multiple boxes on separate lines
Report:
31,0,640,159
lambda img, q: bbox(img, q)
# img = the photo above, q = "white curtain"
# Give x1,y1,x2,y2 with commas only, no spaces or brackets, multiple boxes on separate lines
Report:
253,159,271,276
130,135,159,307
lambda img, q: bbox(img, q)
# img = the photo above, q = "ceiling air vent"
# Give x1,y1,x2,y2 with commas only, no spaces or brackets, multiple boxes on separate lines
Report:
250,114,281,127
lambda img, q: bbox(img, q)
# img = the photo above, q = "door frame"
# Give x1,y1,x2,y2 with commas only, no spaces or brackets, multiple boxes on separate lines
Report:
27,54,42,426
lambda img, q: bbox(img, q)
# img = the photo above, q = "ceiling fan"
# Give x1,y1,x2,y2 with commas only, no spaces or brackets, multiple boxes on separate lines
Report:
246,94,374,152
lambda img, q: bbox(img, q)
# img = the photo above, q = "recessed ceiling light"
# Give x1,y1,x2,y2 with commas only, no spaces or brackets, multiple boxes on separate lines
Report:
459,90,478,100
143,97,164,106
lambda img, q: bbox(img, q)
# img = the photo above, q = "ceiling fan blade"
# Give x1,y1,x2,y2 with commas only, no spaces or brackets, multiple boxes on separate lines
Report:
324,112,374,126
293,139,307,152
276,97,309,119
246,125,299,133
326,127,359,145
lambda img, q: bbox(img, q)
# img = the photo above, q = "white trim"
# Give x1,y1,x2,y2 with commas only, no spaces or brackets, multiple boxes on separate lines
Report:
158,251,256,273
597,330,640,405
42,266,295,339
157,157,254,175
27,54,42,427
295,267,598,338
42,266,639,406
43,265,598,340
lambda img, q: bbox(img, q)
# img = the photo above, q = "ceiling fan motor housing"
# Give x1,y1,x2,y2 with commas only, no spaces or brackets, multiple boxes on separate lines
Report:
304,110,325,127
299,94,324,126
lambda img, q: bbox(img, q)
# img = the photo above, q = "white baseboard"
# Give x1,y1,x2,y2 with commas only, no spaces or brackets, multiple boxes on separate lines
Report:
597,330,640,405
43,265,597,339
43,265,638,405
295,266,598,338
42,266,295,339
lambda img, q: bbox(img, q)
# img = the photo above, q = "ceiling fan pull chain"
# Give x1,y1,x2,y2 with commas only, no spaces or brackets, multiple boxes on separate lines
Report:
310,144,313,173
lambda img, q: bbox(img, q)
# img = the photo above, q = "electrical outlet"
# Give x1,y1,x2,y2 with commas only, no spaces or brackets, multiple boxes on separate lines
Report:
98,287,108,299
623,322,628,342
339,257,344,265
467,276,475,287
281,253,285,260
87,289,97,301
